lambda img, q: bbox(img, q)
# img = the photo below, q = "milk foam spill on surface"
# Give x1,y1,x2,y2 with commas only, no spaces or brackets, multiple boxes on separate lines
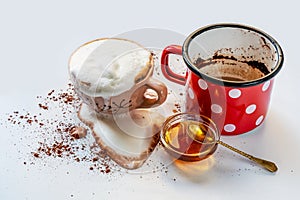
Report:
69,39,152,98
78,103,162,169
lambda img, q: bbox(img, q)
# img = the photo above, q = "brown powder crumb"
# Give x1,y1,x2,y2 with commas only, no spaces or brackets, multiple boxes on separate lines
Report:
174,103,181,112
33,153,39,158
38,103,48,110
69,126,87,139
48,89,55,96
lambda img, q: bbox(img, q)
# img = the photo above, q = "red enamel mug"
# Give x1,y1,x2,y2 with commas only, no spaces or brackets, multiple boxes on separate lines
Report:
161,24,284,135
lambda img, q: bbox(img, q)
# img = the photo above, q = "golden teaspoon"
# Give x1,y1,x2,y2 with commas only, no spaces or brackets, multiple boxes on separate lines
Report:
187,122,278,173
217,140,278,173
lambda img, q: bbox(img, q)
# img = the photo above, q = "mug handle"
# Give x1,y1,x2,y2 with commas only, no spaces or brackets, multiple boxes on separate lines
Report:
161,45,186,85
137,77,168,108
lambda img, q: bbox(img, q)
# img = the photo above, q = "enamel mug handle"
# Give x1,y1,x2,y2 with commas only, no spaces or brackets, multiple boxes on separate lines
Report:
161,45,186,85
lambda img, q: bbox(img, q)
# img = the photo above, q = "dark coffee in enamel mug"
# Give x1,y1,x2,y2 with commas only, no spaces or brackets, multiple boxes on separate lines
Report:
161,23,284,135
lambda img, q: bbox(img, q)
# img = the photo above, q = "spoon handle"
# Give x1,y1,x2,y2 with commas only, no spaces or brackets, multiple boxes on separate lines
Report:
217,140,278,173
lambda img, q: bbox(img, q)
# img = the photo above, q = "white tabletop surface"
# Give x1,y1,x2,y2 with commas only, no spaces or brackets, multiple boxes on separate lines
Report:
1,0,299,200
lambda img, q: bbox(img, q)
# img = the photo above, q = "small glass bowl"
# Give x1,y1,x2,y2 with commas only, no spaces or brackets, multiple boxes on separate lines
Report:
160,113,220,162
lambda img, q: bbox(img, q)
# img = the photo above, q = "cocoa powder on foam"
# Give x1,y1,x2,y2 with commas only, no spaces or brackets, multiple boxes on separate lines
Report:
5,83,119,174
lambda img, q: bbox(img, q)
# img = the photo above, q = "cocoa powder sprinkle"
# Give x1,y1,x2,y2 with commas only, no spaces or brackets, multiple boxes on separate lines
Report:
5,83,118,175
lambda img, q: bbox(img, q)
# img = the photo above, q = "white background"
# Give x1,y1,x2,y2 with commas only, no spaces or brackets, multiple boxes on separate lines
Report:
0,0,299,199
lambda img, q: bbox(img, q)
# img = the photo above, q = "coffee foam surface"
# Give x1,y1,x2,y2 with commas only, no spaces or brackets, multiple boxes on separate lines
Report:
78,103,164,169
199,59,266,82
69,38,152,98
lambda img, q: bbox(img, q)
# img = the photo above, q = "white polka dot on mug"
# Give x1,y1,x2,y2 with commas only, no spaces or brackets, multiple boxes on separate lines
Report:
224,124,236,133
229,89,241,99
188,87,194,99
211,104,223,114
198,79,208,90
246,104,257,114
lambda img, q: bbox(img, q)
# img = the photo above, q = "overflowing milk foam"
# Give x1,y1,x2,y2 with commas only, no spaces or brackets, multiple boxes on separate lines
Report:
69,38,152,97
78,103,163,169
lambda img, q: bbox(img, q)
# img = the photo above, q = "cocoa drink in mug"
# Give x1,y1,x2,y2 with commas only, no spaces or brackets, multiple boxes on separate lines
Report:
161,23,284,135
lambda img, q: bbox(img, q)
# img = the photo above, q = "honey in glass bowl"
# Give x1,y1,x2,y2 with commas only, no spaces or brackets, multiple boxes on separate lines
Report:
161,113,220,162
